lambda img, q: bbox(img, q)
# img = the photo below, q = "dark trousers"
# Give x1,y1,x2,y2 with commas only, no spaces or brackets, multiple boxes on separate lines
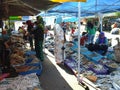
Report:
87,43,108,55
94,44,108,55
35,40,44,61
28,36,33,48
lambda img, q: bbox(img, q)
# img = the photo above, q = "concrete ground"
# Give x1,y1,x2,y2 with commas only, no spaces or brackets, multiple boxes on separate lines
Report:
38,49,85,90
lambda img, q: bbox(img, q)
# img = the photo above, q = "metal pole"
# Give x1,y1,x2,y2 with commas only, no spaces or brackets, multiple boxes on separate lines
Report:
77,2,81,81
100,17,102,32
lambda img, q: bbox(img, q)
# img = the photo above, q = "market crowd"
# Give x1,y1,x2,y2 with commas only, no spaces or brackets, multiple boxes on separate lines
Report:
1,16,120,66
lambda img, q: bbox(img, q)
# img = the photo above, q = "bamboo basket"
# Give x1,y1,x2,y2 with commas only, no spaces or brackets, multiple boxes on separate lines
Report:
113,38,120,62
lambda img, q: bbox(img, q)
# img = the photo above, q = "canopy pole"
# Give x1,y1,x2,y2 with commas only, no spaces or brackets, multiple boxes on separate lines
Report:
98,13,103,32
101,20,102,32
43,11,47,51
100,18,102,32
77,2,81,81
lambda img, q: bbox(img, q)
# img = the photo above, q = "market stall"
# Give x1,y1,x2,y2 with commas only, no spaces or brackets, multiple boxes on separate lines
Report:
64,37,120,90
0,33,43,90
44,30,120,90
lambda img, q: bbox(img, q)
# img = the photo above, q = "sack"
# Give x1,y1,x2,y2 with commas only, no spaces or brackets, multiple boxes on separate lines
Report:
113,38,120,62
114,45,120,62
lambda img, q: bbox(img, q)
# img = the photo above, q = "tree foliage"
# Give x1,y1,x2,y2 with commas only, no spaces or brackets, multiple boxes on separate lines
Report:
115,12,120,17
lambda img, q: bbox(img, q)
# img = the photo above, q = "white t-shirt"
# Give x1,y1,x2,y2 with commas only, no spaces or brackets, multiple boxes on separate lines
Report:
110,28,120,34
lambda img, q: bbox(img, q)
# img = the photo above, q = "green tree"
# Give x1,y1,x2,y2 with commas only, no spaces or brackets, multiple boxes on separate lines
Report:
115,12,120,17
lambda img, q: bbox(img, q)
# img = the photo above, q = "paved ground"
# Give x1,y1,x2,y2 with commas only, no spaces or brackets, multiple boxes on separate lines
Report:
38,49,85,90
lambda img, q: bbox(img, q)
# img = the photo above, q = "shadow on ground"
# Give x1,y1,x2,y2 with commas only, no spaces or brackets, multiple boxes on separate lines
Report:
38,55,74,90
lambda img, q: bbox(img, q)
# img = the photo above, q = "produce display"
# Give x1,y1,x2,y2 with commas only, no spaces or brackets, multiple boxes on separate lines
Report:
64,40,120,90
0,33,43,90
44,33,120,90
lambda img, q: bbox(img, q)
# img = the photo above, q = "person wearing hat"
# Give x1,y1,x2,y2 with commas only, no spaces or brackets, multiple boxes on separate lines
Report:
33,16,44,61
54,16,65,64
94,32,108,55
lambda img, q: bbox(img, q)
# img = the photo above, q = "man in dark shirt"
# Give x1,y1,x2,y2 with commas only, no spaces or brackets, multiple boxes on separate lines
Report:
33,16,44,61
26,20,34,50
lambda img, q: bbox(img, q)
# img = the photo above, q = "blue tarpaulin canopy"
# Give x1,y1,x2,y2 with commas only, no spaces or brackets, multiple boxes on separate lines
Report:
47,0,120,17
63,17,78,22
39,12,75,17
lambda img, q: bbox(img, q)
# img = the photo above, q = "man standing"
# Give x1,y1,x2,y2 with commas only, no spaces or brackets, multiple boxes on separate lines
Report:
26,20,34,50
33,16,44,61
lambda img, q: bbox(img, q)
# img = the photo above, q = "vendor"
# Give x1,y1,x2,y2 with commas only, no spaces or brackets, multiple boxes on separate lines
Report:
94,32,108,55
110,22,120,34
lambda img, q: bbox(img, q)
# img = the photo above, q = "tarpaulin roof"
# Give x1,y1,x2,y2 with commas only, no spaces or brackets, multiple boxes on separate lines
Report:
0,0,60,19
39,12,75,17
47,0,120,17
63,17,78,22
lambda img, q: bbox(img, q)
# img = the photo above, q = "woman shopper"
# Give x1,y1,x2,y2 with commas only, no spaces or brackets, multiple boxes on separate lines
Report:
86,21,97,44
54,16,65,64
